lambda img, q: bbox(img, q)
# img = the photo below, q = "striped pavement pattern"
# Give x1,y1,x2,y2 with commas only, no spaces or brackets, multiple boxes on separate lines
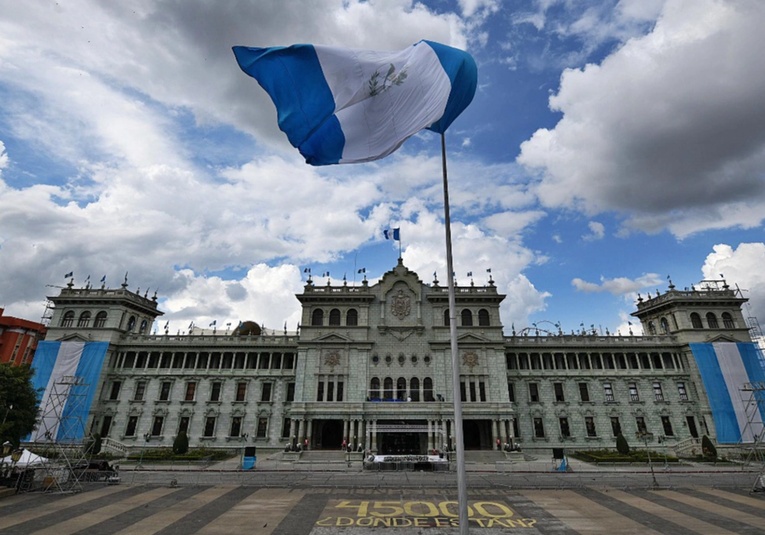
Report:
0,485,762,534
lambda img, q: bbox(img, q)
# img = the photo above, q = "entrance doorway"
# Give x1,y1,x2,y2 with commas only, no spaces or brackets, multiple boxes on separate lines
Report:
462,420,491,449
314,420,343,450
376,420,429,454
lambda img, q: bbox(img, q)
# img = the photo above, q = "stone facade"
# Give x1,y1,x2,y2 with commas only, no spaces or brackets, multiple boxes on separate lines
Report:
38,264,759,455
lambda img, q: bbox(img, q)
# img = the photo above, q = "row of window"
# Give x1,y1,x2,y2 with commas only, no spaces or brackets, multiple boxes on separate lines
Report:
506,351,684,371
530,414,684,440
309,308,492,327
646,311,735,334
61,310,151,333
101,413,278,441
368,377,436,401
508,380,690,404
114,350,296,371
61,310,109,328
107,379,295,404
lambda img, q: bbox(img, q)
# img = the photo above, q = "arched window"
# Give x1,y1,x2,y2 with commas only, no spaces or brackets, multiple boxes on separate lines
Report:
139,319,148,334
370,377,380,400
94,311,107,328
77,310,90,327
660,318,670,334
383,377,393,400
461,309,473,326
647,321,656,335
423,377,434,402
706,312,719,329
346,309,358,326
127,315,136,331
311,309,324,326
690,313,703,329
722,312,735,329
77,311,91,328
61,311,75,327
410,377,420,401
443,309,450,326
396,377,407,400
478,309,490,326
329,308,341,326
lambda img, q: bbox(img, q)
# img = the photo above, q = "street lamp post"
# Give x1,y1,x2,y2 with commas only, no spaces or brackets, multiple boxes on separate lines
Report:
137,433,151,469
637,431,658,488
658,435,669,469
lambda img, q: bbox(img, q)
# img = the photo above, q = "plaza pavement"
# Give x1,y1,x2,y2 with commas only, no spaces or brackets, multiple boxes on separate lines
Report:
0,453,763,534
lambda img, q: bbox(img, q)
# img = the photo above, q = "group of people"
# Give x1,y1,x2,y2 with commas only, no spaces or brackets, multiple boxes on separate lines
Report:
284,438,311,452
340,439,364,452
496,438,521,452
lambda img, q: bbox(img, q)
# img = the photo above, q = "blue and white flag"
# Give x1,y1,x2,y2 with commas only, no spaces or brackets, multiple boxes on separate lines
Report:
384,228,400,241
233,40,477,165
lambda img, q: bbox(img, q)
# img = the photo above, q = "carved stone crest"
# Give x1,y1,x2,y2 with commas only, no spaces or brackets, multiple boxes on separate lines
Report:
390,289,411,319
324,351,341,370
462,351,479,370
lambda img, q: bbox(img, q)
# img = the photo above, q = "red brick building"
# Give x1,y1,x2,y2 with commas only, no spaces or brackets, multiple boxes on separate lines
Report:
0,308,46,366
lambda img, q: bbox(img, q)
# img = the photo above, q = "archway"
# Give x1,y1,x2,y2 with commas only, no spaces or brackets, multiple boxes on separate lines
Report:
316,420,344,450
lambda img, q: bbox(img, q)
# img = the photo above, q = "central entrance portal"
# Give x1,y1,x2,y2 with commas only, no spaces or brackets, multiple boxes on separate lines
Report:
376,420,430,455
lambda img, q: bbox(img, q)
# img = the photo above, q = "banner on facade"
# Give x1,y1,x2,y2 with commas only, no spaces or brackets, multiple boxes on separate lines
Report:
28,340,109,443
691,342,765,443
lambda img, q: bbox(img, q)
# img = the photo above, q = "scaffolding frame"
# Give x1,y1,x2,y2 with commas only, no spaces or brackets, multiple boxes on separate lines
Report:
30,375,94,493
739,382,765,493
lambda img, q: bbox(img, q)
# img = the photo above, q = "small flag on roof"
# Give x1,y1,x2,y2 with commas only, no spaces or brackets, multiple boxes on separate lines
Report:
384,228,400,241
232,40,477,165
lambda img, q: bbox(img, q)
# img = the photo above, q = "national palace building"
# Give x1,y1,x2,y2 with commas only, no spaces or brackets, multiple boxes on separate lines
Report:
28,260,765,457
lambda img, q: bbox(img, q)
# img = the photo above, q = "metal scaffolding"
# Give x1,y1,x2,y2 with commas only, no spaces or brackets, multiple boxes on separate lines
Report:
31,375,93,493
739,382,765,493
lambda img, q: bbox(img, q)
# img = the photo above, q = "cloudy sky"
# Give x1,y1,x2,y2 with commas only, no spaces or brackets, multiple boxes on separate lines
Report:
1,0,765,337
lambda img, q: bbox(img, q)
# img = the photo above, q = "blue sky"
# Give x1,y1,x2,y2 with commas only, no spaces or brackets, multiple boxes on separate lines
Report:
1,0,765,336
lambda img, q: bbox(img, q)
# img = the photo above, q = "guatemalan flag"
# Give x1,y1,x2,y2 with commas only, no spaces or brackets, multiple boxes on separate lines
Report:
232,40,477,165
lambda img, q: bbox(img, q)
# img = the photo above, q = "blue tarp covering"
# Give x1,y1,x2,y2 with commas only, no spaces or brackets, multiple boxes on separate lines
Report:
691,342,765,444
29,341,109,442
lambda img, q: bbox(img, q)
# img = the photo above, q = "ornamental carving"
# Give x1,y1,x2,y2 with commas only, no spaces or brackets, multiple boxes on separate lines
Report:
391,289,411,319
462,351,479,370
324,351,341,370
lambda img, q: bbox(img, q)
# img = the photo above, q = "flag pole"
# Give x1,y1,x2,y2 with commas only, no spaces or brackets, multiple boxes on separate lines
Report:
440,132,469,534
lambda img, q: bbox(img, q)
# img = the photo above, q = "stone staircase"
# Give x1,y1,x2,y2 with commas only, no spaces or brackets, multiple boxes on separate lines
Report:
297,450,348,463
672,437,701,457
101,437,129,458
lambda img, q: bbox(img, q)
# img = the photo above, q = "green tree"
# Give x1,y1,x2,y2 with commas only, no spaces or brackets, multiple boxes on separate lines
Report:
0,364,39,448
616,433,630,455
701,435,717,460
173,431,189,455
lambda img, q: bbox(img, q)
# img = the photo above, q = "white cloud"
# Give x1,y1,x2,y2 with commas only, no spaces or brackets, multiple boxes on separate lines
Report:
0,141,7,171
582,220,605,241
458,0,500,19
518,0,765,237
572,273,663,295
701,242,765,324
160,264,304,332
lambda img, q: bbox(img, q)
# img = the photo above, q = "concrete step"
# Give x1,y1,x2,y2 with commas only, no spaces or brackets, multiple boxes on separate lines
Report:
0,487,16,500
299,450,347,461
